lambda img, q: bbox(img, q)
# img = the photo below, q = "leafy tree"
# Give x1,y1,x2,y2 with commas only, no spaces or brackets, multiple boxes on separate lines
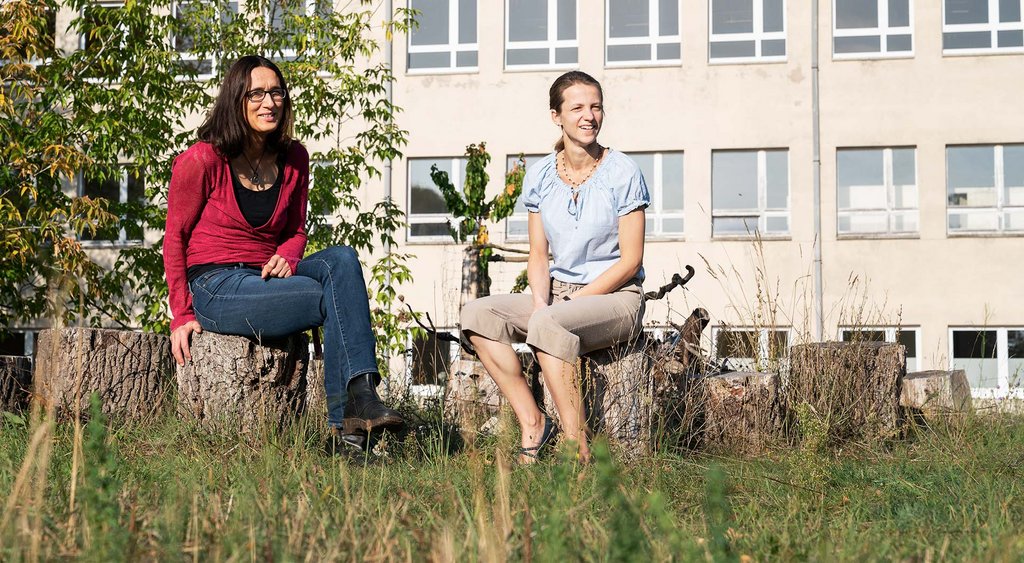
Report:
1,0,414,367
429,143,525,303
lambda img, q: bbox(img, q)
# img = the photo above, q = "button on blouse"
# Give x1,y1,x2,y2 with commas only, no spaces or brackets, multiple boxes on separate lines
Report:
522,150,650,284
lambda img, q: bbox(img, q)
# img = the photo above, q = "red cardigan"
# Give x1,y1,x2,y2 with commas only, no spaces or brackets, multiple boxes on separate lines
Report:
163,141,309,331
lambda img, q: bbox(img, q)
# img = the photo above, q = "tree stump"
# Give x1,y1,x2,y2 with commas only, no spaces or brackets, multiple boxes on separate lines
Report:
702,371,786,455
175,332,308,434
444,357,507,433
651,308,713,451
901,370,972,421
542,337,655,457
1,356,32,412
788,341,905,444
306,358,326,415
33,328,172,419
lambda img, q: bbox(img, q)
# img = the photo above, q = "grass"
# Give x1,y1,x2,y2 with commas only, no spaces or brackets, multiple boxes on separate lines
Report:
1,403,1023,562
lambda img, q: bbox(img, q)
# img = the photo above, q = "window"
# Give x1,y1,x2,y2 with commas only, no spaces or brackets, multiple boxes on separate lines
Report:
943,0,1024,53
605,0,681,66
837,147,918,236
78,167,146,243
409,0,478,72
407,329,457,386
505,0,578,69
266,0,332,61
950,328,1024,397
174,0,239,78
709,0,786,62
946,144,1024,234
79,2,133,80
839,326,920,372
712,149,789,237
408,157,466,240
0,330,35,356
505,154,544,241
712,326,790,371
627,151,684,237
833,0,913,57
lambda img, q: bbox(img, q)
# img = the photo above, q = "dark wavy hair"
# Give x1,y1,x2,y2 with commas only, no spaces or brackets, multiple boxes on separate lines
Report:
549,71,603,152
197,55,294,158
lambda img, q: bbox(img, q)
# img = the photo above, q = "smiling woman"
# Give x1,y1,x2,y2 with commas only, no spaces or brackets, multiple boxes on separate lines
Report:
460,71,651,464
162,56,403,459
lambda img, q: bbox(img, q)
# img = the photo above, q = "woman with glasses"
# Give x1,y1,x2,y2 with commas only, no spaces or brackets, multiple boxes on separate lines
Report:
164,56,402,457
460,71,649,463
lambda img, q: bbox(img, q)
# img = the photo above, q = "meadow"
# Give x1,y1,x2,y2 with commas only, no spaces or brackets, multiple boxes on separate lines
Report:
1,398,1022,562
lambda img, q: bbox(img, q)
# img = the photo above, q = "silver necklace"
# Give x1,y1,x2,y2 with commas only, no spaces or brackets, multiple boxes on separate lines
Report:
243,150,267,186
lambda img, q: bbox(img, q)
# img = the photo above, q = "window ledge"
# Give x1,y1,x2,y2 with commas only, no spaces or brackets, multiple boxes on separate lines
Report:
406,68,480,76
947,231,1024,238
503,64,578,74
707,57,788,66
80,240,144,249
646,236,686,243
405,238,459,246
831,52,915,62
942,49,1024,58
605,60,682,70
711,234,791,242
836,233,919,240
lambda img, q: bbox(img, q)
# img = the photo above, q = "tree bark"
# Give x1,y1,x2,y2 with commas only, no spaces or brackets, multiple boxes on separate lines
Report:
702,371,787,455
460,246,490,308
788,341,905,443
542,337,655,458
175,331,308,434
0,356,32,412
33,328,172,419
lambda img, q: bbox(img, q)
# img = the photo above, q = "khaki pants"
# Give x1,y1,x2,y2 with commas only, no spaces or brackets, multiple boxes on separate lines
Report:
460,279,645,363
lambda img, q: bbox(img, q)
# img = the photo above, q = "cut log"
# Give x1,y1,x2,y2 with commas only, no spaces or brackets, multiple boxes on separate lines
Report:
542,337,655,457
702,371,787,455
306,358,325,415
901,370,972,419
34,328,172,419
175,332,308,434
0,356,32,412
788,341,905,444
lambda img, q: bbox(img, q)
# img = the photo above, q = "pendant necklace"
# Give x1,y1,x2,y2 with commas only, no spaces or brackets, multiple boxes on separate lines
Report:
244,149,267,188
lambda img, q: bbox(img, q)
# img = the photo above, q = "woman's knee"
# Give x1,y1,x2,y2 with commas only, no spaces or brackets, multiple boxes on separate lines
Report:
321,245,359,267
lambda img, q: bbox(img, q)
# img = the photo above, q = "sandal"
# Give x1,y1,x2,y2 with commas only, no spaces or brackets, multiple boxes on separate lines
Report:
518,415,557,461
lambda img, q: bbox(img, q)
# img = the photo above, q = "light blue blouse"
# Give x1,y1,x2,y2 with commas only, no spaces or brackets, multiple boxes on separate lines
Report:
522,150,650,284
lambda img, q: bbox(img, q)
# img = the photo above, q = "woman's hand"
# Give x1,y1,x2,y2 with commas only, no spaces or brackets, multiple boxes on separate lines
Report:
261,254,293,279
171,321,203,366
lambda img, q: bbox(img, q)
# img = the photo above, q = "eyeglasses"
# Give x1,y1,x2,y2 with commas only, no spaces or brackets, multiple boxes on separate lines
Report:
245,88,288,103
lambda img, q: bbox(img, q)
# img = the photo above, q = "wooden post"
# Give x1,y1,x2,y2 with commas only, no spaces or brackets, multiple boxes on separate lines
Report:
175,331,308,434
0,356,32,412
788,341,905,443
460,246,490,308
702,371,787,455
33,328,172,419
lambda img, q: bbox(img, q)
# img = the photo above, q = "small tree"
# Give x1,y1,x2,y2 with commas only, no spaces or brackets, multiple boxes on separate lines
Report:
429,143,525,305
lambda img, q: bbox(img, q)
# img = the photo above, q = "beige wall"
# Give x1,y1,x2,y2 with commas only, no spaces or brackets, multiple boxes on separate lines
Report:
385,0,1024,377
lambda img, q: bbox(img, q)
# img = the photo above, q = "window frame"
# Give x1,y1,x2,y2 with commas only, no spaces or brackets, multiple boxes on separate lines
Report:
625,150,685,239
504,0,579,71
407,156,466,243
946,143,1024,235
942,0,1024,55
711,148,790,239
173,0,239,80
504,153,544,243
407,0,479,74
77,165,146,247
711,325,791,372
708,0,788,64
836,146,919,238
838,326,921,372
604,0,682,67
265,0,330,62
949,327,1024,398
832,0,915,59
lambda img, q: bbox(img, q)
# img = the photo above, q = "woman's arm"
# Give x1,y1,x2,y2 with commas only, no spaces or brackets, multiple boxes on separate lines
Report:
164,149,210,364
567,208,645,299
526,211,552,311
271,145,310,276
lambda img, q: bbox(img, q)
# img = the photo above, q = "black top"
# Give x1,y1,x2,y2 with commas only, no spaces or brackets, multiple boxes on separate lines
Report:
186,156,284,283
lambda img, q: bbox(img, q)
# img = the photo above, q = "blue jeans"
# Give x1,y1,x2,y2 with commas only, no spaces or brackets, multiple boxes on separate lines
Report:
188,246,378,429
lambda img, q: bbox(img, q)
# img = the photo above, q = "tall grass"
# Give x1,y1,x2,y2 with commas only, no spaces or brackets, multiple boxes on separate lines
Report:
1,404,1024,560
